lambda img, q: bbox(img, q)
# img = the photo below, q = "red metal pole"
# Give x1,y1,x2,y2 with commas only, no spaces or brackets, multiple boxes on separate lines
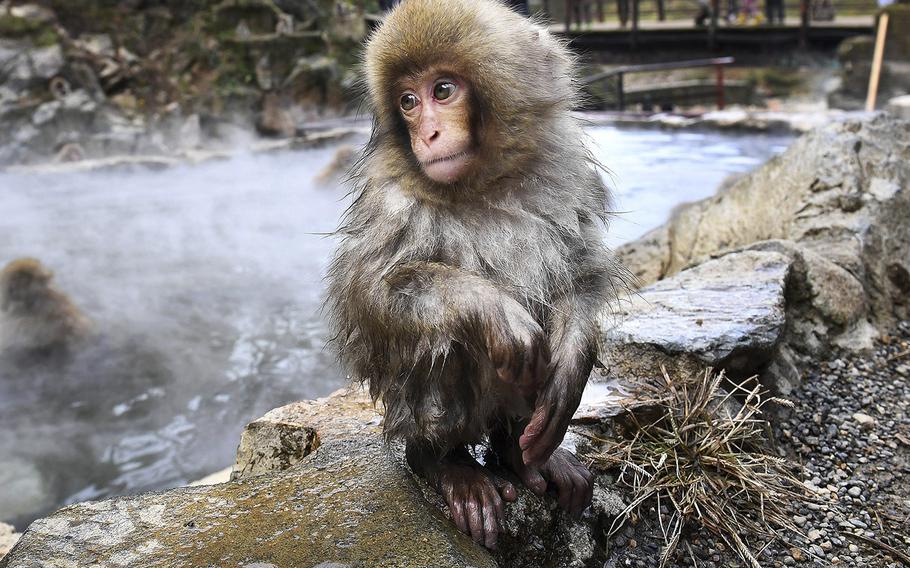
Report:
715,64,725,110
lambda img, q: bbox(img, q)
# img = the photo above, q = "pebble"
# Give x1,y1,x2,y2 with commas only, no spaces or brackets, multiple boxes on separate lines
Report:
852,412,876,428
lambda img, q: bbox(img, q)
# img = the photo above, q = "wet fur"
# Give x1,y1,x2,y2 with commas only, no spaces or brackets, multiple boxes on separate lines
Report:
0,258,91,359
326,0,621,453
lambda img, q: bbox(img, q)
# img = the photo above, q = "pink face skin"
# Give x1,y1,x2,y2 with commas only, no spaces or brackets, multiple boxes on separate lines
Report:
398,70,476,184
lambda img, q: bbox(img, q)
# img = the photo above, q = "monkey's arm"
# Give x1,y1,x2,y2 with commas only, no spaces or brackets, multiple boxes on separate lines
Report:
519,278,603,466
382,262,551,393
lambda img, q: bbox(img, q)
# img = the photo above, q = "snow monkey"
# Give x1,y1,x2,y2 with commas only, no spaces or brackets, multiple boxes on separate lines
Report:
0,258,91,359
326,0,619,548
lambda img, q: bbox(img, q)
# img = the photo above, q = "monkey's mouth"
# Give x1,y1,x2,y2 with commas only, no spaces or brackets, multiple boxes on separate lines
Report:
422,151,472,166
421,151,474,183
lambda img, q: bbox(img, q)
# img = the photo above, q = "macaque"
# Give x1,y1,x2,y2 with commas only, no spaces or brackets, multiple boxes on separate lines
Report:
326,0,619,548
0,258,91,360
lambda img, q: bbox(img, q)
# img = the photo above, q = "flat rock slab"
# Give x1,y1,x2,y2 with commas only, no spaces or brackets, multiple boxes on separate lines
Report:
3,387,624,568
603,250,791,375
1,439,497,568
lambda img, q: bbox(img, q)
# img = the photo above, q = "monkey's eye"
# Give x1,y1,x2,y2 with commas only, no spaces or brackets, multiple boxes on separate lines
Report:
433,81,456,101
400,94,418,112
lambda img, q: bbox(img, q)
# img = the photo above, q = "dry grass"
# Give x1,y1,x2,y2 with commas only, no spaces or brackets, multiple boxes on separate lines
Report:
586,368,810,568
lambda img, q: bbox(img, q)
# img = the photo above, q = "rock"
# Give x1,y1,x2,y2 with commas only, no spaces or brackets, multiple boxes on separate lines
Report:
887,95,910,120
852,412,876,429
0,523,20,560
3,388,624,568
0,440,498,568
186,467,232,487
615,115,910,363
602,250,790,381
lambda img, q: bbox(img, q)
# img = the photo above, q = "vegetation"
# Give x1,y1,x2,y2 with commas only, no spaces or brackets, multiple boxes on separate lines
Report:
586,369,811,568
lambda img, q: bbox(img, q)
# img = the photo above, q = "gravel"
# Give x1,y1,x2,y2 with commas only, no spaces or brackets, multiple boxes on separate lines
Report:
603,320,910,567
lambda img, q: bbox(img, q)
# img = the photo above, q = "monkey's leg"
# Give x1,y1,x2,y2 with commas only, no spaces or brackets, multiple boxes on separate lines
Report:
491,422,593,518
406,440,517,549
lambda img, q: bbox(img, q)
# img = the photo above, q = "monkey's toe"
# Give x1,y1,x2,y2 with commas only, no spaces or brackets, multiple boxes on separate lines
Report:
437,461,509,549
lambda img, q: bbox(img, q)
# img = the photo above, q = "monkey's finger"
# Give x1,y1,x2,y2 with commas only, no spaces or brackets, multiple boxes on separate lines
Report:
582,470,595,515
450,499,469,534
555,472,574,512
487,486,506,527
569,471,588,518
482,492,500,549
493,477,517,502
467,499,484,545
516,464,547,496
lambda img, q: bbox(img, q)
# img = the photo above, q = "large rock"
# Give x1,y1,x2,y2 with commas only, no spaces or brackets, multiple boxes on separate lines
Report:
602,250,790,382
2,387,626,568
616,115,910,362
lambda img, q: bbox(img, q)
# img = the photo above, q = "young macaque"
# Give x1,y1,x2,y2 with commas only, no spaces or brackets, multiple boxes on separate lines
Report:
0,258,91,360
326,0,620,548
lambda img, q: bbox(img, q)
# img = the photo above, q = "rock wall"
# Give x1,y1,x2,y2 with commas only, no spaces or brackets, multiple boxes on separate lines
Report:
0,0,369,165
616,115,909,373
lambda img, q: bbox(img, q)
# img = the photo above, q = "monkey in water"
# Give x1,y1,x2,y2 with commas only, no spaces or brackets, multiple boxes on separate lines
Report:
0,258,91,360
326,0,621,548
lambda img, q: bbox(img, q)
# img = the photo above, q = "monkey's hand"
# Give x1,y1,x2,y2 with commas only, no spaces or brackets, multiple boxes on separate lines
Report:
484,300,550,398
518,352,588,467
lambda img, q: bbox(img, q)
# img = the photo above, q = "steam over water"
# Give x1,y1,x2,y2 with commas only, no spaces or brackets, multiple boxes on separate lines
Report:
0,125,792,528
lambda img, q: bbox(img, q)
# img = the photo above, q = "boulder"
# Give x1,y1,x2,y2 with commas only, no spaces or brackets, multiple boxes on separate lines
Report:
1,387,626,568
602,250,790,383
615,115,910,364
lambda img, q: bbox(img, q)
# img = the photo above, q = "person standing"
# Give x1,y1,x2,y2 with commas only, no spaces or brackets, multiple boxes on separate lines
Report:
766,0,785,24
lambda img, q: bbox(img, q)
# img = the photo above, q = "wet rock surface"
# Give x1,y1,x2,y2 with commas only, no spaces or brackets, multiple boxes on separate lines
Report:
2,387,626,568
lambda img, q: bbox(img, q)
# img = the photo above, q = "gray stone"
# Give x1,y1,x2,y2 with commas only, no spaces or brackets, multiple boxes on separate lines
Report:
615,115,910,362
3,388,622,568
887,95,910,120
602,250,790,380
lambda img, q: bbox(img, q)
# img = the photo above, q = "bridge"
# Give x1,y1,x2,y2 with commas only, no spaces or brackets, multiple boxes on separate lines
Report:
547,0,876,51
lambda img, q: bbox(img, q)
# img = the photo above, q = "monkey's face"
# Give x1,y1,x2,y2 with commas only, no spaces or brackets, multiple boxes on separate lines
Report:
398,69,476,184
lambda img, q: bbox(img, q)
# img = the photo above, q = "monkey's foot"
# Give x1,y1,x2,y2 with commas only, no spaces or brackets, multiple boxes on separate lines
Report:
425,454,517,549
503,446,594,518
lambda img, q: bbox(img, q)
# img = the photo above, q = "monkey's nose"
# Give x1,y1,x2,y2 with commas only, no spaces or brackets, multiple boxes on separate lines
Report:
421,130,441,147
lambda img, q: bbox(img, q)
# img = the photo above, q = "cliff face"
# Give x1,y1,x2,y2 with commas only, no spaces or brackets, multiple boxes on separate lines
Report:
0,0,370,165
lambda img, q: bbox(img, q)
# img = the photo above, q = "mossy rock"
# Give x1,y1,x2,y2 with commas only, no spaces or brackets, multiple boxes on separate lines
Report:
209,0,285,37
0,15,58,45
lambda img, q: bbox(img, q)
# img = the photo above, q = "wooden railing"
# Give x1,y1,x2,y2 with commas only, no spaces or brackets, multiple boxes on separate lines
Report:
582,56,735,110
